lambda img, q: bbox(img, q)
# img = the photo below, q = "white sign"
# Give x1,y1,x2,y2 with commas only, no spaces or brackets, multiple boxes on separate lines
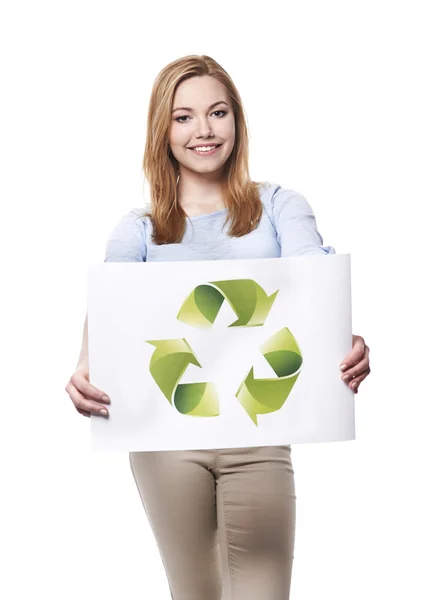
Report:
88,254,354,452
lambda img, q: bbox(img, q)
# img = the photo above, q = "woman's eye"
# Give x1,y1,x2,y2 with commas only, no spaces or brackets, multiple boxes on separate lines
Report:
175,110,227,123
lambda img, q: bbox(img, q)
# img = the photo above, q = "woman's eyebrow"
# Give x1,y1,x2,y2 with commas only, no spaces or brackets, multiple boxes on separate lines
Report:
171,100,228,114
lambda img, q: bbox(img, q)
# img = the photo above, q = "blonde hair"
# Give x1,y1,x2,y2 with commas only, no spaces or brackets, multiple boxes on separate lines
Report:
141,54,268,244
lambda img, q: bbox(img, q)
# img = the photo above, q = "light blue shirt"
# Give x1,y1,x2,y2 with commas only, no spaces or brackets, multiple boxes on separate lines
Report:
104,182,335,262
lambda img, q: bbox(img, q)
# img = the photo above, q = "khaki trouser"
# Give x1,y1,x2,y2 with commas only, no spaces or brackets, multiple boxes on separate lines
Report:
129,444,296,600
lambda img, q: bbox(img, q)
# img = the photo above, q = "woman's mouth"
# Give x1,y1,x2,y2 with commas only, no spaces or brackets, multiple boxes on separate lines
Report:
187,144,223,156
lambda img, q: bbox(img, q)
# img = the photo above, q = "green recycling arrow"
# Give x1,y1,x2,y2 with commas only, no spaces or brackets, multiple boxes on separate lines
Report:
145,338,219,417
235,327,303,426
146,278,304,426
177,279,279,328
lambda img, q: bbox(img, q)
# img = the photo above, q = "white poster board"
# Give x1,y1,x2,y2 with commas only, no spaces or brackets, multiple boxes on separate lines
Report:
88,254,354,452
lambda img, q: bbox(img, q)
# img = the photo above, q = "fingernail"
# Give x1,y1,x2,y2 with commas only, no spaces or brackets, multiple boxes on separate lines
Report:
100,409,108,415
102,396,110,403
340,364,348,371
342,374,350,381
352,381,358,388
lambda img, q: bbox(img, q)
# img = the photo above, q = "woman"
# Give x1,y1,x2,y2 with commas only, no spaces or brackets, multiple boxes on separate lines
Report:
66,55,371,600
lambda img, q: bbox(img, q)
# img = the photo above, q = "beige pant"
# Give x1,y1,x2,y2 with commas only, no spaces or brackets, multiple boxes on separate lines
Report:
129,444,296,600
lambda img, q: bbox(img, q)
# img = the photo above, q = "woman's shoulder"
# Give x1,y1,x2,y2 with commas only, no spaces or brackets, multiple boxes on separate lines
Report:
104,206,151,262
122,206,153,236
257,181,315,217
257,180,308,204
256,180,280,200
127,205,151,222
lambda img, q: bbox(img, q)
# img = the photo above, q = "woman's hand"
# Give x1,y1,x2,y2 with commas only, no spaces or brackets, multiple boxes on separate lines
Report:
339,335,370,394
65,364,111,418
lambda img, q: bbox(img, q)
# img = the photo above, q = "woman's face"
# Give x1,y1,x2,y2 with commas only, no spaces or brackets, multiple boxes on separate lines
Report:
169,75,236,177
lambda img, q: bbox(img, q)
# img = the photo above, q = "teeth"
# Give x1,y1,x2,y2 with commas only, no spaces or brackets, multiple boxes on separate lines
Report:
191,145,217,152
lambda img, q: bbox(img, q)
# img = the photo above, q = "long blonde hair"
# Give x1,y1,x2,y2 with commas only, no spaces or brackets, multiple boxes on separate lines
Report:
141,54,268,244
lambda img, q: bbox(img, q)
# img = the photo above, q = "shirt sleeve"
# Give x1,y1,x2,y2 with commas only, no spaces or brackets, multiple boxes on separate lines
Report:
271,186,336,257
104,208,148,262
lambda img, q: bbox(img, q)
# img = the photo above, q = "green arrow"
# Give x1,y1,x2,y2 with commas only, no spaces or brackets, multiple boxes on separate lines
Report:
145,338,219,417
235,327,303,426
177,279,279,328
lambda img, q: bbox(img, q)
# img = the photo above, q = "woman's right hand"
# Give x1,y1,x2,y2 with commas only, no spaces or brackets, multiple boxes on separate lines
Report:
65,364,111,418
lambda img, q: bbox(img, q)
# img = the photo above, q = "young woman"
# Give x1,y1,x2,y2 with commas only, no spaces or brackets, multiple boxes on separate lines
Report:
66,55,371,600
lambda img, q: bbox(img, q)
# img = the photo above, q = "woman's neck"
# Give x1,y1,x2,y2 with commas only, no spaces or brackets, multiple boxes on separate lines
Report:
180,197,226,217
177,173,226,217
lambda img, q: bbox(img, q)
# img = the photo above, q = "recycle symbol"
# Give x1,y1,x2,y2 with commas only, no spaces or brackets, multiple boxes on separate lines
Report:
145,279,303,426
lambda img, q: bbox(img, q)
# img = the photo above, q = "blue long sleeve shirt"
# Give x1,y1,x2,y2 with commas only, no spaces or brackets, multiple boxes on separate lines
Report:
104,182,335,263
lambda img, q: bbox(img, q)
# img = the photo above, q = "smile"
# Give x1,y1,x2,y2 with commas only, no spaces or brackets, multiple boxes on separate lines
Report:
187,144,223,156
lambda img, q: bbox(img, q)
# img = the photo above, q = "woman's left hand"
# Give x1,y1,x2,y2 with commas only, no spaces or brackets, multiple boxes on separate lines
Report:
339,335,370,394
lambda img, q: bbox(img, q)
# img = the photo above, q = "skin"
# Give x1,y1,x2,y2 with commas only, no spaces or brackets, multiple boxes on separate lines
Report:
340,335,371,394
67,76,370,418
169,75,235,216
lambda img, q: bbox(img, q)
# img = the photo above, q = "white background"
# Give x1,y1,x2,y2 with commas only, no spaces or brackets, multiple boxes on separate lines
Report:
1,1,444,598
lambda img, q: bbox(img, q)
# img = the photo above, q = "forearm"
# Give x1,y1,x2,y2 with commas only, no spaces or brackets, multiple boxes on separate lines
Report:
76,313,89,369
